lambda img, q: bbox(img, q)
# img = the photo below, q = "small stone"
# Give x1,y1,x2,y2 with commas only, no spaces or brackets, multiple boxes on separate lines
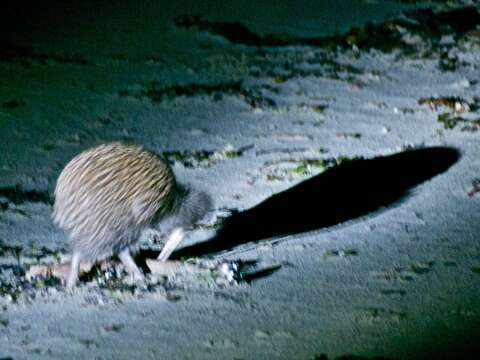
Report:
254,330,270,339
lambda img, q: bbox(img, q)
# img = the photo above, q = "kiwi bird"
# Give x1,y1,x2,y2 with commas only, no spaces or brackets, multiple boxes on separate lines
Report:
52,142,212,289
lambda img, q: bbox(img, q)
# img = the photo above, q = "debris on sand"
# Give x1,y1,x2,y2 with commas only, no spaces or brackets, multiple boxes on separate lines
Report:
418,96,473,113
0,252,281,306
467,178,480,198
418,96,480,131
162,144,253,168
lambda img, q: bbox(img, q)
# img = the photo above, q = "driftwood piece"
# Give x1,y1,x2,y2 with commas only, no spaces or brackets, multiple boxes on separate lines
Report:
146,260,196,275
25,261,94,281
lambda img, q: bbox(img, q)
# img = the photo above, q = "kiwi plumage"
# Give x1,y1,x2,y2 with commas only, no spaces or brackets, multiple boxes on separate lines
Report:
53,142,212,287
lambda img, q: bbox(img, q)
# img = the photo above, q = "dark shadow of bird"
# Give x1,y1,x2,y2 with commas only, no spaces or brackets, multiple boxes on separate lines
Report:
169,146,459,259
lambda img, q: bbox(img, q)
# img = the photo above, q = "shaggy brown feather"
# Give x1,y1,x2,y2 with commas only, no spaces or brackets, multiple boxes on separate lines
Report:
53,142,176,260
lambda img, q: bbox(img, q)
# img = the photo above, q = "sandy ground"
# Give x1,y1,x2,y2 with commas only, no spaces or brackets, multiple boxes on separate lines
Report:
1,1,480,359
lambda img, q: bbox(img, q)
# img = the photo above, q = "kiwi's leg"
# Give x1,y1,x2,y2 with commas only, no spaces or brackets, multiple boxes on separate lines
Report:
157,227,184,261
66,251,81,289
118,248,144,282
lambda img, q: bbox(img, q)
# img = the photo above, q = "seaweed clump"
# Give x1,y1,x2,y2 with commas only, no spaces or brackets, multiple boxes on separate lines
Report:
175,7,480,53
419,96,480,131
